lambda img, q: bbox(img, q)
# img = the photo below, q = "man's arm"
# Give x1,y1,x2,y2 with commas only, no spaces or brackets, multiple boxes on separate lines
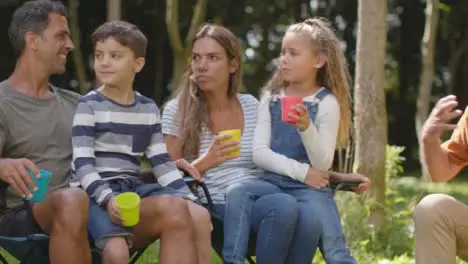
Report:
72,100,113,206
0,110,38,198
421,96,466,182
421,135,463,182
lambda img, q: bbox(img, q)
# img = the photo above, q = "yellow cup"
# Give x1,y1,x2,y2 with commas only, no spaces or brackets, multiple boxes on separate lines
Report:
218,129,241,157
116,192,140,227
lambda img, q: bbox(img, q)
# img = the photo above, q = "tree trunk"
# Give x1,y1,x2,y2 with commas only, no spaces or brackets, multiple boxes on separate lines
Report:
416,0,439,180
166,0,208,90
107,0,121,21
354,0,388,228
68,0,88,94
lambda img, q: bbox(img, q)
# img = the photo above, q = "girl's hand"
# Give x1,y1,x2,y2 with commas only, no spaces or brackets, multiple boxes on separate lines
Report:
288,104,311,132
348,174,372,194
304,168,329,189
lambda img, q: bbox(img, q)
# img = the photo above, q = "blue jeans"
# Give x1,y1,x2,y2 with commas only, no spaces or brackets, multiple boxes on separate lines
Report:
221,180,299,264
227,177,356,264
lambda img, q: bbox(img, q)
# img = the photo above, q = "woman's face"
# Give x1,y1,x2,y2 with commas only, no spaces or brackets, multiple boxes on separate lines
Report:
191,37,233,94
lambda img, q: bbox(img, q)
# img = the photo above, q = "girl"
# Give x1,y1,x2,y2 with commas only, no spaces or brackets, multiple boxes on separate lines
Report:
224,17,370,264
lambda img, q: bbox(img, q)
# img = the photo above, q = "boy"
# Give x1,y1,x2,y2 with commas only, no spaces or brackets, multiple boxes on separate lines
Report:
71,21,211,264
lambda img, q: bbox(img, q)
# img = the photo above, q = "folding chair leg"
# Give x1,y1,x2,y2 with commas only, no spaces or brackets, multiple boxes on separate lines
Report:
247,256,256,264
129,248,146,264
0,253,7,264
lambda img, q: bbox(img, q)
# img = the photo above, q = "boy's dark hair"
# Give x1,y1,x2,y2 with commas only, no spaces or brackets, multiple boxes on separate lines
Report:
91,21,147,58
9,0,67,55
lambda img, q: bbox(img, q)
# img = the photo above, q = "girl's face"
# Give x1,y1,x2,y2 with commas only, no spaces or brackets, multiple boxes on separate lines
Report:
279,31,322,83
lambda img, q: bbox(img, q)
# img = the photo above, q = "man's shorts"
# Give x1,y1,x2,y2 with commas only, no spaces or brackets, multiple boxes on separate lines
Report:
0,202,43,237
88,177,188,250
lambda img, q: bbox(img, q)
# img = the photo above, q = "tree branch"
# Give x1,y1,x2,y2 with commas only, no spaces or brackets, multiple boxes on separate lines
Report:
184,0,208,47
166,0,183,53
68,0,88,94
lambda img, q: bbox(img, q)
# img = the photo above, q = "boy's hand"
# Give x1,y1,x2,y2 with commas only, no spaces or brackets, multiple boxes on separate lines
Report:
288,104,311,132
107,196,123,225
174,159,202,181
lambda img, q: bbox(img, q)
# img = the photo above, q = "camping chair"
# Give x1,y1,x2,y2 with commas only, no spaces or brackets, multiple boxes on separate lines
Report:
0,181,150,264
182,176,364,264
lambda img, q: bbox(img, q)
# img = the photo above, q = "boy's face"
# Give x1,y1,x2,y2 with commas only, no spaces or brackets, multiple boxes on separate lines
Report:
93,37,144,87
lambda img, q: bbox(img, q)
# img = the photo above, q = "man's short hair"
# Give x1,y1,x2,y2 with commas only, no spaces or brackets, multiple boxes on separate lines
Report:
91,21,147,58
9,0,67,55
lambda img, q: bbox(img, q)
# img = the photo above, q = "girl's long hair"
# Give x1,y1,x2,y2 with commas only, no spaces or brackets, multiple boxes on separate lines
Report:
263,17,351,148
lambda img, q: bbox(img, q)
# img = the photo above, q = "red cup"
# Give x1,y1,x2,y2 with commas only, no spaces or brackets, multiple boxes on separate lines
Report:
281,96,303,124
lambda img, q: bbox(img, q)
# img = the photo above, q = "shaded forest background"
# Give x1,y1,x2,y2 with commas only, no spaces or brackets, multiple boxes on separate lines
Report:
0,0,466,176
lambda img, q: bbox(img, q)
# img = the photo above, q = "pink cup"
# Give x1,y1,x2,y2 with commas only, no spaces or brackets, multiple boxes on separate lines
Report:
281,96,303,124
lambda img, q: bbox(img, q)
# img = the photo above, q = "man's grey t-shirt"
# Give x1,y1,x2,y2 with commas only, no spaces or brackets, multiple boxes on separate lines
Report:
0,80,79,208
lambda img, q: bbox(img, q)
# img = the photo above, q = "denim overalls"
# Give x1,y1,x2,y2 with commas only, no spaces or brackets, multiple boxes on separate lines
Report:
261,87,331,187
223,88,356,264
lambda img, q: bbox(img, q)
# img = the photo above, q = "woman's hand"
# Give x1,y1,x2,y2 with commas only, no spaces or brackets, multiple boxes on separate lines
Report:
194,134,240,172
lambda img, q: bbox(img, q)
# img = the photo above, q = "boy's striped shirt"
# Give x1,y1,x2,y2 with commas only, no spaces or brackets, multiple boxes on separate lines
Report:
71,91,193,205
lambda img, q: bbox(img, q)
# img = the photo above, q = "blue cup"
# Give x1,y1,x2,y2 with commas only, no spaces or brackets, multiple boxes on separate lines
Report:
26,169,51,203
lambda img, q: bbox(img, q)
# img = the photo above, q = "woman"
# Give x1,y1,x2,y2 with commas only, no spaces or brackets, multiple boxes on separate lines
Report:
161,24,299,264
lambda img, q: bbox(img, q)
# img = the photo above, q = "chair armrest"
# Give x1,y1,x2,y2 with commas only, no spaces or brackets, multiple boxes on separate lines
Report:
181,172,215,213
26,234,50,241
330,179,363,192
140,168,216,213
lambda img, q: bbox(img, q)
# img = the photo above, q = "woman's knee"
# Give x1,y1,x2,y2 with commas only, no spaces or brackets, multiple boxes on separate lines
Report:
413,193,457,223
227,179,278,198
226,181,254,198
102,237,130,264
258,193,298,224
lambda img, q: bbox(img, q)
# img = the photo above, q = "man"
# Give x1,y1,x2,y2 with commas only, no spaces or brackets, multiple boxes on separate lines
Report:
414,94,468,264
0,1,206,264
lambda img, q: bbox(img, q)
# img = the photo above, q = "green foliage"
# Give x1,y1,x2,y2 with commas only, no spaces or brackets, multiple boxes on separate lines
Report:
314,145,416,263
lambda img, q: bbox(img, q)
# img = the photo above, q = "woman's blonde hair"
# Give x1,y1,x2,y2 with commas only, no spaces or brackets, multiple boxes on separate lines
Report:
169,24,243,160
264,17,351,148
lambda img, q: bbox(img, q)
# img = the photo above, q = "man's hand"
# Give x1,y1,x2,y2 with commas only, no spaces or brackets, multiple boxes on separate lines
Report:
107,196,123,225
174,159,202,181
0,158,39,199
422,95,463,140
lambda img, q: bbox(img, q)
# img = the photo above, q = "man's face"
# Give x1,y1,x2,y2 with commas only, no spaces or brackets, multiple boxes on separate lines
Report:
33,13,74,74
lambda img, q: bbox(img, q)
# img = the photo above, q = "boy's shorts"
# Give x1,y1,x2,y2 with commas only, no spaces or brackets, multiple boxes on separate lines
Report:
88,177,188,249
